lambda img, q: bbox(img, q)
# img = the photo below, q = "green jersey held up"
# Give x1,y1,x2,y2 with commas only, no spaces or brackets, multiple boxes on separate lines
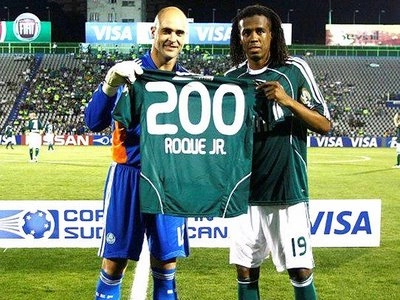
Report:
113,69,257,217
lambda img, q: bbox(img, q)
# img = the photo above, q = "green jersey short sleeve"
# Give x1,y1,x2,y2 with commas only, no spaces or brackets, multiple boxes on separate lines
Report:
113,69,257,217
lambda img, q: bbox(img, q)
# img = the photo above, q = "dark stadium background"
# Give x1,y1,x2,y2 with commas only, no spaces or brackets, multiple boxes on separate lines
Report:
2,0,399,44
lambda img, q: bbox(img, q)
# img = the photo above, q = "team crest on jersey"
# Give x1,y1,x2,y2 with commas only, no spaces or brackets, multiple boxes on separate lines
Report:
300,88,312,106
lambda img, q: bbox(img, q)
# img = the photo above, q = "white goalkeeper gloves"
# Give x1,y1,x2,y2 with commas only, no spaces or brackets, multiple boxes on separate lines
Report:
102,59,144,96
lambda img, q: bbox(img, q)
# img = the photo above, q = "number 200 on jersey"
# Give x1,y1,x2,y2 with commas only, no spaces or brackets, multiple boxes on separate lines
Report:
145,81,247,155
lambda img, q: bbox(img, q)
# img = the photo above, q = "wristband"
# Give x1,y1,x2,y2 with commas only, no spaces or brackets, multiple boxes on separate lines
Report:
102,81,119,97
103,80,119,88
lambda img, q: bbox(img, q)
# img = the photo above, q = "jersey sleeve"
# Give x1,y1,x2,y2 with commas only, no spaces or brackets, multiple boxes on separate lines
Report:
292,57,331,121
84,83,119,132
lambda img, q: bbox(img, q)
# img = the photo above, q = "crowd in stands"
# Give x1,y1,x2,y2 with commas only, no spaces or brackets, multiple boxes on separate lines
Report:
304,56,399,138
0,47,399,138
18,56,106,135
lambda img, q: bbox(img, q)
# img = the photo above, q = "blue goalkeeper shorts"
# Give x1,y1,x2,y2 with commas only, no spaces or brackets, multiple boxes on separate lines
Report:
98,162,190,261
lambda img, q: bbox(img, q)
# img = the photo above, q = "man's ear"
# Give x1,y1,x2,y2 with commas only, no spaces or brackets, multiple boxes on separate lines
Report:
150,26,156,39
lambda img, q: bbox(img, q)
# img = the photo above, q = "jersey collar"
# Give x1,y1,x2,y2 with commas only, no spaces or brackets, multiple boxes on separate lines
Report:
247,63,269,75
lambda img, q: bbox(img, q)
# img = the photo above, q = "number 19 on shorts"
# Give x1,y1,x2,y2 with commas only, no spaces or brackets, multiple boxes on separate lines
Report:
291,236,307,257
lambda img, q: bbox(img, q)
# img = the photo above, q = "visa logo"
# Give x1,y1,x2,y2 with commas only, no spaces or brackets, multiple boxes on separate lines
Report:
311,211,372,235
92,25,133,41
314,137,343,147
195,25,231,42
349,137,378,147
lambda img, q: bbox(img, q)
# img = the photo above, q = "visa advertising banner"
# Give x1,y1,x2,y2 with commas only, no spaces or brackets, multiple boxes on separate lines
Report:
3,135,398,148
308,136,397,148
0,199,381,248
85,22,292,45
0,13,51,43
326,24,400,46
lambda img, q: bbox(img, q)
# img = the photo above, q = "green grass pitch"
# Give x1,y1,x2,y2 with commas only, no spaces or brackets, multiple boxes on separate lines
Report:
0,145,399,299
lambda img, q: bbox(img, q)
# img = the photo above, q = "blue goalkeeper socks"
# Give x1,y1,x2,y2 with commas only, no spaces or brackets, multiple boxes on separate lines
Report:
95,269,123,299
151,267,177,300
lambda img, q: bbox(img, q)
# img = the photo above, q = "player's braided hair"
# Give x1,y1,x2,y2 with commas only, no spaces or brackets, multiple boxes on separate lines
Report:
230,5,289,67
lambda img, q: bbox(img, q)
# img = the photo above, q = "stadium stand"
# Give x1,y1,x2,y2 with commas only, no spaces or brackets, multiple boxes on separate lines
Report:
304,55,400,137
0,54,34,131
1,47,399,138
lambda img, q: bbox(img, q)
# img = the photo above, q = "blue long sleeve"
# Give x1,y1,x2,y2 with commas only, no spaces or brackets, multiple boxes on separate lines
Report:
84,83,118,132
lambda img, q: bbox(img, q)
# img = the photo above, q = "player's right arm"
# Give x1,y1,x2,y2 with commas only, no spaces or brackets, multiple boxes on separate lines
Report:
84,84,119,132
85,60,143,132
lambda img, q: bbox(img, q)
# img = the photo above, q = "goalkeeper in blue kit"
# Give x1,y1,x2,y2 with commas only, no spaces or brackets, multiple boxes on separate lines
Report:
225,5,331,300
84,7,190,300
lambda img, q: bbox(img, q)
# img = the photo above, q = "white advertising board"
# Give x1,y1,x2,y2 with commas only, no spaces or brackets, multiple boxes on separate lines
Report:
0,199,380,248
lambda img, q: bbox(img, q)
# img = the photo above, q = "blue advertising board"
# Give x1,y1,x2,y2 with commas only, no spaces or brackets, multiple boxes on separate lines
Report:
85,22,292,45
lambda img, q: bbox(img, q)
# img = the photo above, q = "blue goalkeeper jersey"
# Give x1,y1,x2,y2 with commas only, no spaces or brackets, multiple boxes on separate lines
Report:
84,51,188,166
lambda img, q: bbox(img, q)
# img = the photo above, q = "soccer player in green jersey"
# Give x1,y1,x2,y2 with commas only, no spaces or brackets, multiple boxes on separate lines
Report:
26,112,43,162
225,5,331,300
4,122,15,149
